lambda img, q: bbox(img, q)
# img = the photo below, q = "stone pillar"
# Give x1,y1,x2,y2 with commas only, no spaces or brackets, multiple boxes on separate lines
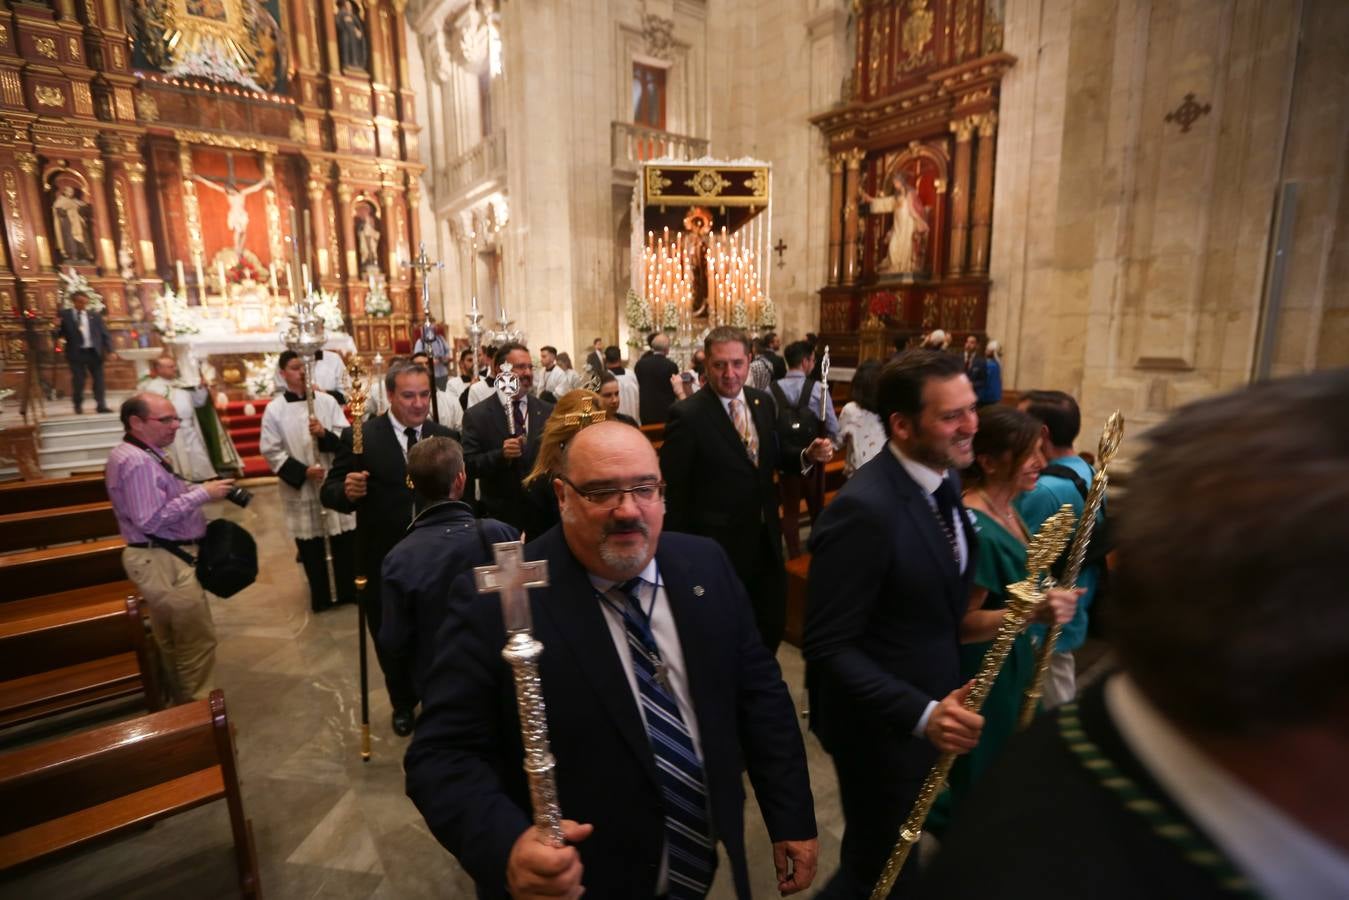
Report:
841,147,866,286
969,112,998,276
827,152,845,285
948,116,975,276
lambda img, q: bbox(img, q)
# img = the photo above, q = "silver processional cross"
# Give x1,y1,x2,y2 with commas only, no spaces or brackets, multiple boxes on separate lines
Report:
473,541,564,846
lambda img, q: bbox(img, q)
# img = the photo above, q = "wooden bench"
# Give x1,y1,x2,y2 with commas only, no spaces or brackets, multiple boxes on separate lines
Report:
0,502,120,555
0,588,160,729
0,689,260,896
0,538,127,604
0,474,108,515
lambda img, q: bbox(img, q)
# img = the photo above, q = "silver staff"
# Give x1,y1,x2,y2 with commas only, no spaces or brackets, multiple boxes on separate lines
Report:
283,294,337,606
494,360,521,437
403,241,443,351
818,344,831,424
473,541,563,845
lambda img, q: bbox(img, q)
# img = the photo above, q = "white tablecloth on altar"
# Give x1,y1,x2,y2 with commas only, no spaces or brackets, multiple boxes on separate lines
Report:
167,332,357,373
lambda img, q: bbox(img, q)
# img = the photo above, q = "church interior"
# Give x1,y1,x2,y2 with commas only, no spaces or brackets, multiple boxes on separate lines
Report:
0,0,1346,897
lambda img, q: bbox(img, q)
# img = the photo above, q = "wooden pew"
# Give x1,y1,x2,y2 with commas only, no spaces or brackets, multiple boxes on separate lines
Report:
0,474,108,515
0,502,120,555
0,538,127,604
0,689,260,896
0,589,160,729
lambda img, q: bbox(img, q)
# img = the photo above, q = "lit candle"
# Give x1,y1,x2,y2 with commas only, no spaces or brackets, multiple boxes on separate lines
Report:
301,263,311,293
268,261,279,291
176,260,186,295
217,260,227,299
194,259,206,304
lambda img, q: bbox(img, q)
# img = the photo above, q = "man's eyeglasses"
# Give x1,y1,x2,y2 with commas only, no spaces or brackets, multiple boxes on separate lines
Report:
558,476,665,509
144,414,182,424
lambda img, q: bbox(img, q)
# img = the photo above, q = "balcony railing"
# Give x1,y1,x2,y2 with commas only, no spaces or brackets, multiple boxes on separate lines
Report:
440,130,508,200
611,121,710,174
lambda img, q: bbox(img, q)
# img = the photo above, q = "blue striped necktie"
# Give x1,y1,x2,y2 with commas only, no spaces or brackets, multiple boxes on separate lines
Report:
614,577,715,898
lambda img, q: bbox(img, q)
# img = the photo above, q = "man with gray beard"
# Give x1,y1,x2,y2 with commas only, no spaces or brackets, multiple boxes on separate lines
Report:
407,421,818,899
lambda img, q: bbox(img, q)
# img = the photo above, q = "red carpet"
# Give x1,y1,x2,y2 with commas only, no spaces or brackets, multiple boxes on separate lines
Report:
220,399,273,478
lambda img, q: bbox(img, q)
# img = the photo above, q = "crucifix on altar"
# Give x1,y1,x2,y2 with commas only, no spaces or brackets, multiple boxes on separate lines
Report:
402,241,443,344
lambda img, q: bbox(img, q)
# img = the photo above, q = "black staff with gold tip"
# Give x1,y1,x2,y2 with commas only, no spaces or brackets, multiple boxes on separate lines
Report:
1017,411,1125,729
345,357,373,762
869,505,1078,900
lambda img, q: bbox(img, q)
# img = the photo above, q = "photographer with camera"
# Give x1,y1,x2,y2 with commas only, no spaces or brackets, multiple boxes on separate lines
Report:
106,393,237,705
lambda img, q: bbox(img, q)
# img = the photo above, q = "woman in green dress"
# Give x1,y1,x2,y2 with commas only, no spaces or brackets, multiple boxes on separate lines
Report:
945,405,1082,816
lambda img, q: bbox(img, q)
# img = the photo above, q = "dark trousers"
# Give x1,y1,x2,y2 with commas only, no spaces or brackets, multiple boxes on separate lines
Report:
737,523,787,656
68,348,105,412
295,529,357,612
817,740,926,899
779,466,826,558
360,561,419,713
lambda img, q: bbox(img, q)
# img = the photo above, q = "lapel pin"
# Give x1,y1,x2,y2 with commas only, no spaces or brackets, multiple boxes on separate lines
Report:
693,585,705,597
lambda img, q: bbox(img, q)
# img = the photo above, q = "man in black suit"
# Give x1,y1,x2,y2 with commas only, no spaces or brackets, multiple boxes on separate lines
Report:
461,342,554,537
961,334,987,399
661,326,833,655
406,421,818,899
759,331,788,382
804,349,986,898
55,291,115,413
919,369,1349,900
321,362,457,736
585,337,605,380
634,332,679,424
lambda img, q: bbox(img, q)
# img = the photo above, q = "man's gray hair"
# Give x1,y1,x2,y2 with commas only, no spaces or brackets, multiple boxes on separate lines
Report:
385,361,432,393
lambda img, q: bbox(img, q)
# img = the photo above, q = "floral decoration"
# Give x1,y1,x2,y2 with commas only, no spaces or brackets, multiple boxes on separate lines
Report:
308,288,347,334
151,287,200,336
867,291,899,319
57,270,105,312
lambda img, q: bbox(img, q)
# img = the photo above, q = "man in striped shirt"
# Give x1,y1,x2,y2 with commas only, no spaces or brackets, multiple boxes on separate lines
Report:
106,393,236,704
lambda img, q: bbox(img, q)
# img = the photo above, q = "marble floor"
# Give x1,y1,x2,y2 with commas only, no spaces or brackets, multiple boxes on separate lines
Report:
0,483,847,899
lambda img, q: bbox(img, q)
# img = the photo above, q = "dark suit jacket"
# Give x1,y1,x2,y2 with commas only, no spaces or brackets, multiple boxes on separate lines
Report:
918,681,1230,899
379,501,518,696
633,352,679,424
320,415,457,571
803,448,979,779
55,307,112,357
461,394,553,537
659,385,783,579
962,352,988,395
404,528,816,899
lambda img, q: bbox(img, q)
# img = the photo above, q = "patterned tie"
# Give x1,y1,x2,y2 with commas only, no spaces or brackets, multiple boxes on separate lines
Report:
614,578,716,898
729,398,759,466
513,397,527,436
932,479,962,565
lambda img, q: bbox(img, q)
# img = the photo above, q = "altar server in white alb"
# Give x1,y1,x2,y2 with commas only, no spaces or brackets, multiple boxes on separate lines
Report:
312,348,352,405
261,350,359,612
141,353,229,480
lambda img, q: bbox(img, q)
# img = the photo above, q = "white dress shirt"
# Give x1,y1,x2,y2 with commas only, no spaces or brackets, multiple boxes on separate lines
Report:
388,410,423,456
77,309,92,348
1107,674,1349,900
495,390,530,435
888,440,970,738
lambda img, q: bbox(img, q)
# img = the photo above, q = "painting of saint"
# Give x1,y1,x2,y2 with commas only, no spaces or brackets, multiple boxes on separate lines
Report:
51,184,95,264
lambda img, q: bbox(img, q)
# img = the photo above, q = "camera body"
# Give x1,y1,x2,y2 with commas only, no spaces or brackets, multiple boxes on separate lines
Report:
226,485,253,508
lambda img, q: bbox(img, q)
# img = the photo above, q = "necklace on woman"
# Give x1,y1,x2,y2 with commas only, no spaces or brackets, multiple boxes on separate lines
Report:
977,488,1026,539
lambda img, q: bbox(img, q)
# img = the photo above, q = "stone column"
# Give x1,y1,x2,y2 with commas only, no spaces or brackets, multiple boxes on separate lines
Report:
948,116,975,276
969,112,998,276
827,152,845,285
841,147,866,286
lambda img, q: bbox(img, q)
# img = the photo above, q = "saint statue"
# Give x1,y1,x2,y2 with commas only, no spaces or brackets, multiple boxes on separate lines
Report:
52,184,94,264
191,174,271,255
356,212,381,271
862,171,930,277
336,0,369,72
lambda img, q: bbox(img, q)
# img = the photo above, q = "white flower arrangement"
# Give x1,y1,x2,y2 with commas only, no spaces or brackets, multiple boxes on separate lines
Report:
759,295,777,329
624,289,653,333
308,289,347,334
57,270,105,312
661,300,681,331
730,300,749,329
165,39,266,93
245,352,281,399
151,287,200,336
365,284,391,318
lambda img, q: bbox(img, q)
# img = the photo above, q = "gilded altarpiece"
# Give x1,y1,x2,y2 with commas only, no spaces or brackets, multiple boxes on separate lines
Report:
0,0,424,398
812,0,1011,365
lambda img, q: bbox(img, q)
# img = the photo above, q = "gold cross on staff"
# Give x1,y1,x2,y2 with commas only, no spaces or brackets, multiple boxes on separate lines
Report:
474,541,550,635
561,395,607,428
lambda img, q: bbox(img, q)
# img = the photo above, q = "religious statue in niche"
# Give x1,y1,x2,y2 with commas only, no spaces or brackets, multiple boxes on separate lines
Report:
355,205,382,273
862,171,930,279
682,206,713,318
50,183,95,265
336,0,369,72
191,171,271,255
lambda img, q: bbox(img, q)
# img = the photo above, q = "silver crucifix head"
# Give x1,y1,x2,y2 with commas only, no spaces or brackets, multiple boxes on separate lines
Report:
474,541,549,634
495,361,520,402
